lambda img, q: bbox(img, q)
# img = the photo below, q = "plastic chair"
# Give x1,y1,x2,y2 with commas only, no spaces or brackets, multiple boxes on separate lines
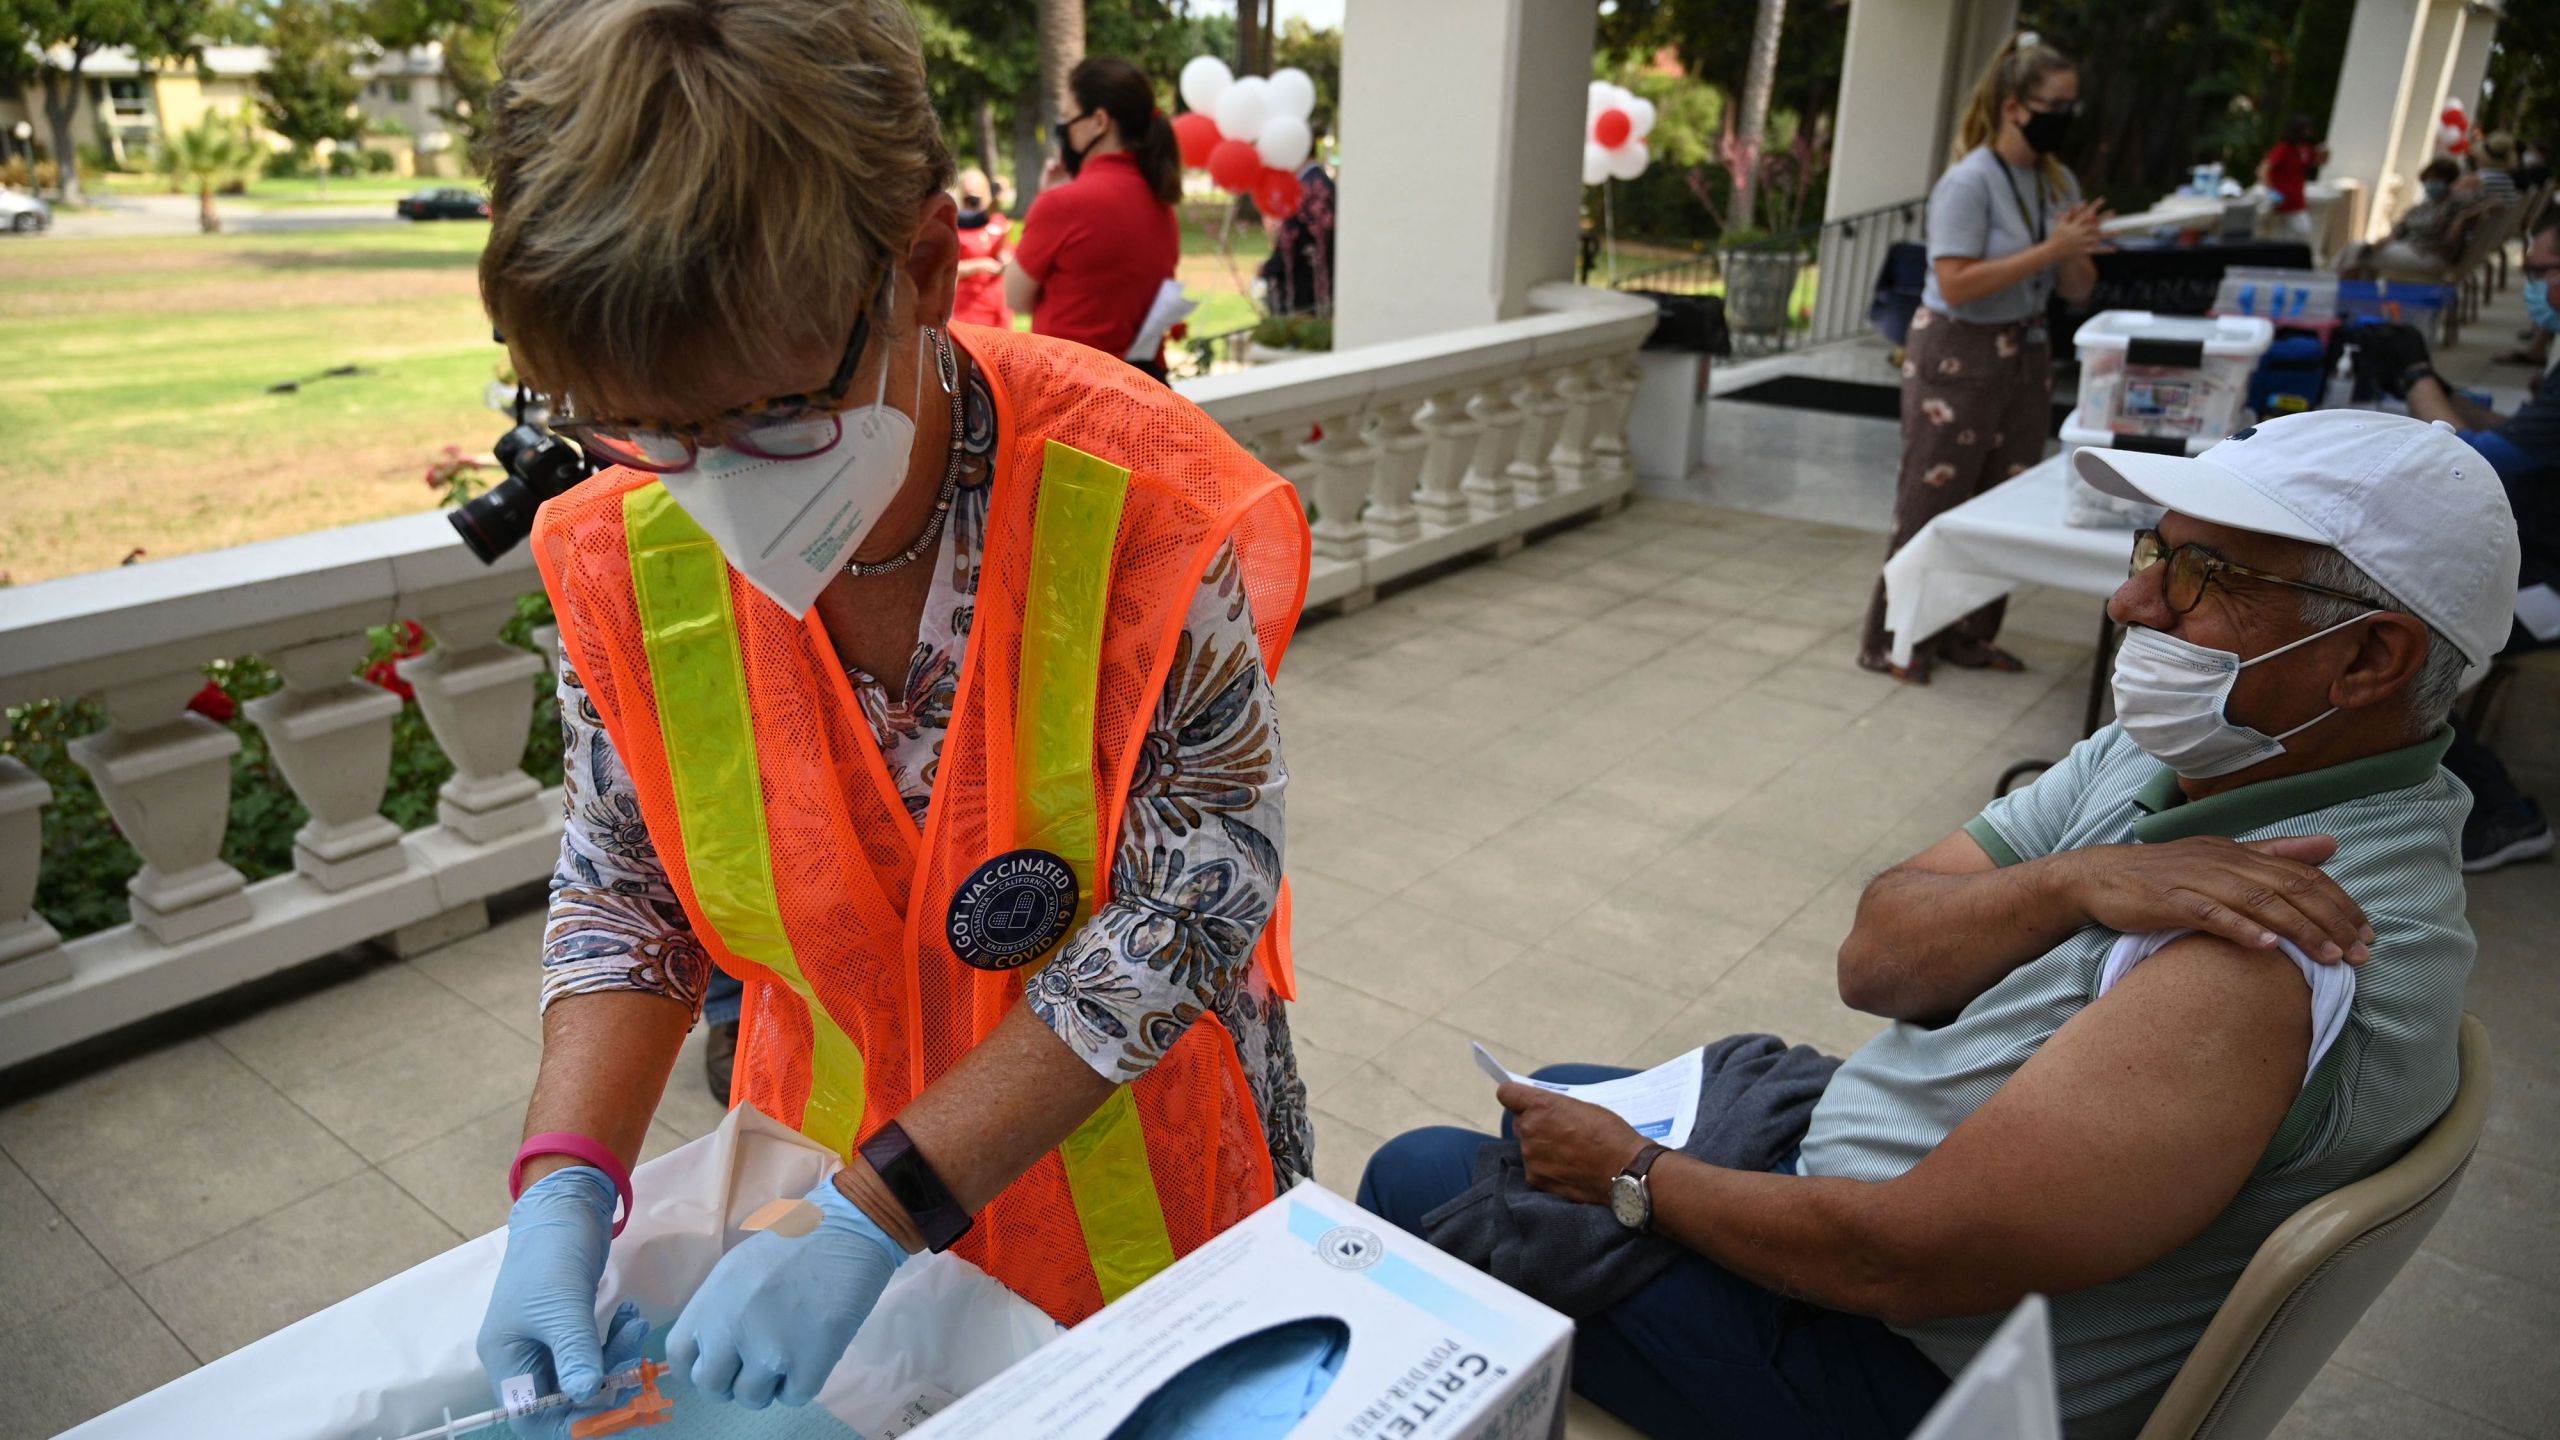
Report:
2374,204,2512,344
2460,647,2560,743
2134,1013,2491,1440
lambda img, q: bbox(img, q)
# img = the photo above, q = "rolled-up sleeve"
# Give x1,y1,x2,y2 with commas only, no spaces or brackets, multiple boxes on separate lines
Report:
540,657,712,1018
1025,546,1288,1082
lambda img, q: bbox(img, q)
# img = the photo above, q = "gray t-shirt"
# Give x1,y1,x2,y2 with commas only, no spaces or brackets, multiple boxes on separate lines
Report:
1921,145,2084,324
1800,725,2472,1438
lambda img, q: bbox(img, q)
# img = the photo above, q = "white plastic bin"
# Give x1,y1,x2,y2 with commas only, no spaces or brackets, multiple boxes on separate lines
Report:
2074,311,2273,440
2058,406,2211,529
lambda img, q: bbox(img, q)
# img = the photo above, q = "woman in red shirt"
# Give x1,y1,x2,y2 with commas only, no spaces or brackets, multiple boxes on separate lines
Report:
1005,57,1183,379
950,166,1012,329
2258,115,2326,240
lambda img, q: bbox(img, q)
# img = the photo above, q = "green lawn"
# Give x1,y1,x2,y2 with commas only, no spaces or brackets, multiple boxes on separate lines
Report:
2,207,1273,583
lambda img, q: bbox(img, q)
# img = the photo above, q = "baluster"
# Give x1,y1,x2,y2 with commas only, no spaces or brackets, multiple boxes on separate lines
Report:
1461,380,1526,516
1411,388,1477,529
245,635,407,892
1364,400,1427,545
1549,360,1606,489
402,601,549,844
0,758,67,999
531,624,563,679
1589,354,1639,484
1506,369,1568,501
1301,409,1377,562
68,671,251,945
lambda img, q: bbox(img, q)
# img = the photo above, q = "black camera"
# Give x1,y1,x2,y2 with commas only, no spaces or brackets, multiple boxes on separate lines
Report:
449,419,596,564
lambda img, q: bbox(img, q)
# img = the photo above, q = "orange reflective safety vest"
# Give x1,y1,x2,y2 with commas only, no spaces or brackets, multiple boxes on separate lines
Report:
532,325,1312,1325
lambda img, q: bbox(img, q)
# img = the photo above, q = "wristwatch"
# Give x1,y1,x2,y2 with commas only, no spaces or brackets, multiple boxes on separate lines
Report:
857,1120,973,1253
1607,1143,1670,1232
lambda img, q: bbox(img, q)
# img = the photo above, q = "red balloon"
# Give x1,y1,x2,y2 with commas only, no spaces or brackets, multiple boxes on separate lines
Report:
1208,137,1263,192
2450,136,2472,155
1253,167,1304,217
2440,105,2467,127
1593,108,1632,149
1173,111,1222,169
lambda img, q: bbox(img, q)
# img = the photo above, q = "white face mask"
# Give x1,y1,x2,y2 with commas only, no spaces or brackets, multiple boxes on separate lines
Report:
2110,613,2376,778
653,328,927,618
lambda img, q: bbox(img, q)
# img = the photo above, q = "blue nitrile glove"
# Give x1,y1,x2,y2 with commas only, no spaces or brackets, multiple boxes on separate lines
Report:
668,1174,909,1410
475,1165,622,1439
1119,1318,1350,1440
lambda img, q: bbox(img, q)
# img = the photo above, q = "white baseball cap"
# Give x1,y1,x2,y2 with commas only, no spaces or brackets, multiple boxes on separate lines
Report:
2075,410,2521,686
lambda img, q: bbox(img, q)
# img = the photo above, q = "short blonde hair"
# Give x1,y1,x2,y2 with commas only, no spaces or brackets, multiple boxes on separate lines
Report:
479,0,954,413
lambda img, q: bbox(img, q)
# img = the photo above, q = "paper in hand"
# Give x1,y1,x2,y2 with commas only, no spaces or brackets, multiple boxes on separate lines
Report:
1469,1040,1704,1149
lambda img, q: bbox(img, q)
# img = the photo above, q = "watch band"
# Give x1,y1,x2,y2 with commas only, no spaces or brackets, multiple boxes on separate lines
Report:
857,1120,973,1253
1624,1142,1668,1183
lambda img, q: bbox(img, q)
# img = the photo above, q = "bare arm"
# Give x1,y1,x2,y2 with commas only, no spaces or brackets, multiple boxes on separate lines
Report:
1002,257,1040,314
1839,830,2370,1024
1503,935,2312,1326
957,257,1005,277
516,991,694,1189
2405,373,2504,431
1933,244,2060,308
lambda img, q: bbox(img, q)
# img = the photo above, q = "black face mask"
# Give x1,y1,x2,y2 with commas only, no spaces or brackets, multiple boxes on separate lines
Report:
957,203,990,229
2020,105,2075,157
1053,109,1100,177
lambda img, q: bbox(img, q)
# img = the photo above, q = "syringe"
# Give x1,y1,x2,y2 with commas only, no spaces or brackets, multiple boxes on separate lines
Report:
381,1362,656,1440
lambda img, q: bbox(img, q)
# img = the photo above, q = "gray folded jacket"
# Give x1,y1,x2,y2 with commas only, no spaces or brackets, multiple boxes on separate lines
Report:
1417,1032,1842,1318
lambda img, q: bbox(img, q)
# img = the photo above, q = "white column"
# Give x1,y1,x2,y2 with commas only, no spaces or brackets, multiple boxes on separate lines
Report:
2441,8,2497,139
402,601,548,844
0,758,67,1000
1412,388,1479,529
1364,402,1428,545
1333,0,1596,348
1507,370,1569,502
68,672,252,945
1461,381,1526,516
245,635,407,892
1302,411,1378,563
2387,1,2465,204
2328,0,2436,243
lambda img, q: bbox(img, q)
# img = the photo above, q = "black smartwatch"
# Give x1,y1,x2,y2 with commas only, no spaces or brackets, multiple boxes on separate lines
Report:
857,1120,973,1252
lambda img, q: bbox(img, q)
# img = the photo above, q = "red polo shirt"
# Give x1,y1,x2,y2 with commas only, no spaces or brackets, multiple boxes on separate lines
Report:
1015,152,1180,362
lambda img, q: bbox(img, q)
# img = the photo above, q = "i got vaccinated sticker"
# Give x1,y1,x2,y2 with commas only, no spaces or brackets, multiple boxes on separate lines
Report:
946,848,1077,970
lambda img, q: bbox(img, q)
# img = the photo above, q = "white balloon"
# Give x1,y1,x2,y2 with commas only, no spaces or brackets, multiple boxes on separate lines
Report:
1624,96,1657,139
1257,114,1313,171
1215,75,1269,144
1584,142,1611,186
1606,139,1649,182
1179,55,1233,117
1266,67,1317,122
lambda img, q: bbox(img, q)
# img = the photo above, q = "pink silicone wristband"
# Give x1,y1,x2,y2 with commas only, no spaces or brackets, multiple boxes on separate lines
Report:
510,1132,634,1237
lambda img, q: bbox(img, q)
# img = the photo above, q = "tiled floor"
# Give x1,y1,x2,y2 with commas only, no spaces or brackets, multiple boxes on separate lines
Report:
8,337,2559,1438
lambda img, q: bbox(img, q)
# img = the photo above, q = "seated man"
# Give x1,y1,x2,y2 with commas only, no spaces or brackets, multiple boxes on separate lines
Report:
2380,209,2560,869
1362,410,2516,1440
2339,158,2476,276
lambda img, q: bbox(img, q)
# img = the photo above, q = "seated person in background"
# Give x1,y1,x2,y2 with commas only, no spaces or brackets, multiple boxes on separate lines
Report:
2341,158,2477,275
1361,410,2515,1440
2460,131,2522,205
2376,210,2560,868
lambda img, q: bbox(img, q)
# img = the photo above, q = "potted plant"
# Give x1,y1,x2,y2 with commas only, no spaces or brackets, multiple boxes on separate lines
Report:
1687,115,1828,338
1245,311,1332,363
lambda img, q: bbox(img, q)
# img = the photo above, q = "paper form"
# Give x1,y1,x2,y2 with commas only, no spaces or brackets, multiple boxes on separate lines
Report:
1469,1041,1704,1149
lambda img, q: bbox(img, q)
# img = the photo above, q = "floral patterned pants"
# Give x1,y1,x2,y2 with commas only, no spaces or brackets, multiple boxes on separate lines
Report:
1860,308,2053,663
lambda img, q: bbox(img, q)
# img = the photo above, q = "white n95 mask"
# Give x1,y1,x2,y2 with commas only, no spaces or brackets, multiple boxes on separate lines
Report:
654,336,921,618
2110,613,2375,778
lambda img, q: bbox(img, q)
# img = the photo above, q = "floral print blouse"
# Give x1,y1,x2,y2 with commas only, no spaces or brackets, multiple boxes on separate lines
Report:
541,360,1312,1182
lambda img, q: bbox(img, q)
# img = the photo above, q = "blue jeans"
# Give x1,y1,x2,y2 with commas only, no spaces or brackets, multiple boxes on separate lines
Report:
1356,1064,1950,1440
704,969,744,1026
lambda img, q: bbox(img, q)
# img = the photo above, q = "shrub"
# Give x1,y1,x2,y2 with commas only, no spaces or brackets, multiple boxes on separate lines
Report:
2,592,564,940
364,148,397,174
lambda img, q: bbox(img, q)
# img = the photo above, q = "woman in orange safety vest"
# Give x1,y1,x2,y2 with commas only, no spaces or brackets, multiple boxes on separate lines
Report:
467,0,1312,1426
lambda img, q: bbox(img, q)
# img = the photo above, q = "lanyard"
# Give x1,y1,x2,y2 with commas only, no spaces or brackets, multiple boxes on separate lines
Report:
1998,159,2046,244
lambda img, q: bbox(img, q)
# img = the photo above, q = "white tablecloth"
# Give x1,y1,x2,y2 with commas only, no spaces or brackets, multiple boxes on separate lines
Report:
1881,455,2131,666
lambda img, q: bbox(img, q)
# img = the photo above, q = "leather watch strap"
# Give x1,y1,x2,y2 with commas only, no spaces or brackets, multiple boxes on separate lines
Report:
1625,1142,1669,1182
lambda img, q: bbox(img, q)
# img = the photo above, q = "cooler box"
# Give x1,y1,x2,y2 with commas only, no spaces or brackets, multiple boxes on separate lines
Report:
2058,406,2208,529
2213,267,2338,323
2074,311,2274,440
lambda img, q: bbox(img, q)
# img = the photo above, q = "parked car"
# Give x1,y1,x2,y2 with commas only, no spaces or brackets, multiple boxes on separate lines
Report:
1,189,51,233
397,187,490,221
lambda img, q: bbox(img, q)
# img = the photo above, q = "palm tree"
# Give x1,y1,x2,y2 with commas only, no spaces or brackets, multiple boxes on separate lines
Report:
157,112,265,234
1033,0,1083,200
1729,0,1787,229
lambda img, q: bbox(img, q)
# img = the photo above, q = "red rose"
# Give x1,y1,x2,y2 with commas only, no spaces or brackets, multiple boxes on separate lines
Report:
186,679,237,723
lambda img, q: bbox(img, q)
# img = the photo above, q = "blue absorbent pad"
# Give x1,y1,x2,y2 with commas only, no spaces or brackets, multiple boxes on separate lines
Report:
455,1332,863,1440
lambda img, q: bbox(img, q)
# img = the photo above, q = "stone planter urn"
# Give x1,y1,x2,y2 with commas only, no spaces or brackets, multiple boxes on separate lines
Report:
1719,248,1802,335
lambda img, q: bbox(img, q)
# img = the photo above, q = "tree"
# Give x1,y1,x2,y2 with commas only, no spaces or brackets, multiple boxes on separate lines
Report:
359,0,507,158
1032,0,1082,197
2,0,208,202
1728,0,1786,227
156,104,260,230
1271,16,1338,141
258,0,363,185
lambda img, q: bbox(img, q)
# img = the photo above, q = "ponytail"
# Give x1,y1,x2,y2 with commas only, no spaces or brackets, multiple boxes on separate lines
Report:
1954,33,2075,195
1070,56,1183,206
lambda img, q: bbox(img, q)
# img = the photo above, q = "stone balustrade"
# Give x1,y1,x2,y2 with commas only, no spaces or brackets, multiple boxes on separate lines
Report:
0,283,1654,1069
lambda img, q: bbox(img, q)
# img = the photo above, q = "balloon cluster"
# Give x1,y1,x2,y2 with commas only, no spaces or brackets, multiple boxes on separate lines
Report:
2439,100,2470,157
1583,81,1656,186
1175,56,1318,216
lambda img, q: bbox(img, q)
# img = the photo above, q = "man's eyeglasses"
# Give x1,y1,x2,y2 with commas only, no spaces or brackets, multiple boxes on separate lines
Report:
2129,529,2379,615
552,308,873,474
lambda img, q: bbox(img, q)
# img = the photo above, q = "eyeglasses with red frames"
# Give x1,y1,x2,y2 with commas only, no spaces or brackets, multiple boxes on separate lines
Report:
550,308,874,474
2128,528,2379,615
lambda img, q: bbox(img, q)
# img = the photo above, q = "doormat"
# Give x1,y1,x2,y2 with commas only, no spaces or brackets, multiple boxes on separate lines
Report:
1722,374,2072,435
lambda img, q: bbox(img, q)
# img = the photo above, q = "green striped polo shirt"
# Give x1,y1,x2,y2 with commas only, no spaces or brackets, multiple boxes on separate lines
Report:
1798,723,2473,1439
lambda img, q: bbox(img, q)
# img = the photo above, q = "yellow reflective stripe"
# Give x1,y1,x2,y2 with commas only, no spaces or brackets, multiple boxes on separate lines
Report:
1019,441,1177,1301
624,484,865,1157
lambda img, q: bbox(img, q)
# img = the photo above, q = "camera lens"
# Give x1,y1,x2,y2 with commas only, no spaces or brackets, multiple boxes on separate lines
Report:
448,424,594,563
